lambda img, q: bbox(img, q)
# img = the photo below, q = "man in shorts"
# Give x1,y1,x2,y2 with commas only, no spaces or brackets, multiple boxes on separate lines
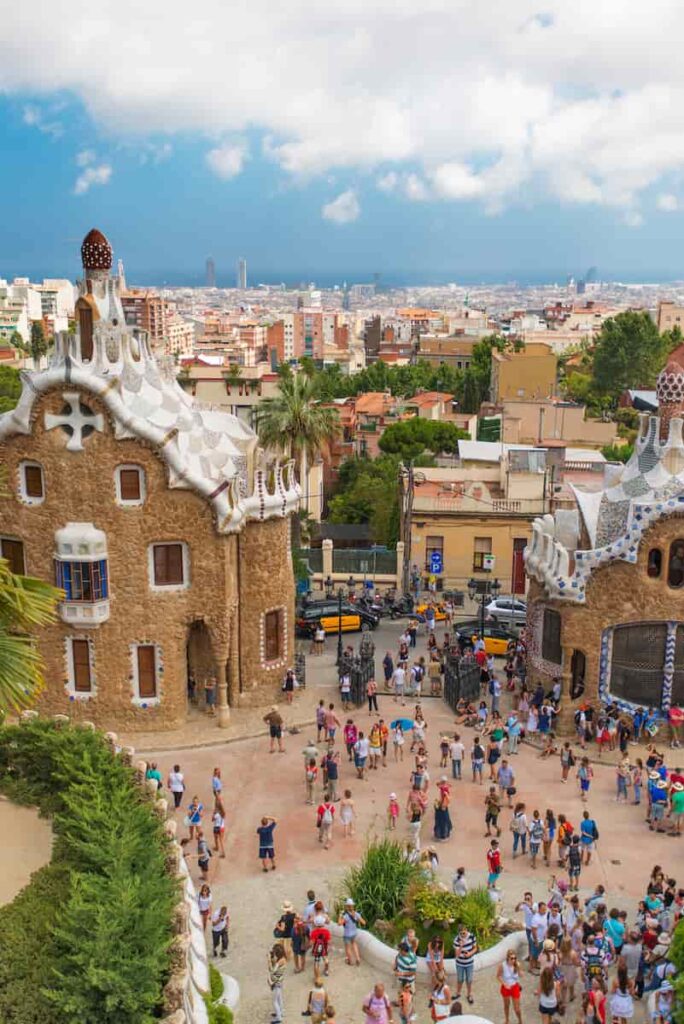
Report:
453,924,478,1005
263,706,285,753
256,815,277,871
484,786,502,837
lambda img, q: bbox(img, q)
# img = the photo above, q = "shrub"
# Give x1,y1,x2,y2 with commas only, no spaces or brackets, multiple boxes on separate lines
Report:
210,965,224,1002
342,838,421,928
384,885,497,956
0,718,178,1024
203,992,233,1024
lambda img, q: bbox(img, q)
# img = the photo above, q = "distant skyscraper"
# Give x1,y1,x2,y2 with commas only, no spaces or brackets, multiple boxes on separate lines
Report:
237,258,247,290
206,257,216,288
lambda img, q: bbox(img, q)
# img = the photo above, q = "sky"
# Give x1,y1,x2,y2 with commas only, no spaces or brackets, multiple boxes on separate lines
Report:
3,1,684,285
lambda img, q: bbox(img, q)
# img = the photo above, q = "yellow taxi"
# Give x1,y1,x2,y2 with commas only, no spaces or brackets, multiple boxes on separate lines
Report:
454,621,518,656
415,602,447,622
296,601,379,636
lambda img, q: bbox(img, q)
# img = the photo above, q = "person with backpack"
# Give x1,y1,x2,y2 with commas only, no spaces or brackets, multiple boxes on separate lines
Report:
362,982,394,1024
306,977,331,1024
560,742,575,782
317,798,335,850
510,802,528,858
309,915,331,980
580,809,599,866
196,829,212,881
471,736,485,784
305,759,318,805
486,838,503,890
567,834,582,890
528,809,544,869
577,756,594,802
338,897,365,966
556,814,574,867
268,943,287,1024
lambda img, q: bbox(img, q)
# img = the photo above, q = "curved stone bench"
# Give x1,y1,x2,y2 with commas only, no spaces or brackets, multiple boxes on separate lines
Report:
217,973,240,1012
329,923,526,976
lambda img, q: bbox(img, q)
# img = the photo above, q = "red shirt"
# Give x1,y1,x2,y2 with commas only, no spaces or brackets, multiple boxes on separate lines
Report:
317,803,335,822
310,927,331,955
475,650,487,668
487,848,501,874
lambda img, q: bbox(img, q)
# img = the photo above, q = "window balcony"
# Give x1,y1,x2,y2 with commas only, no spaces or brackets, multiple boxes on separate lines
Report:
54,523,109,627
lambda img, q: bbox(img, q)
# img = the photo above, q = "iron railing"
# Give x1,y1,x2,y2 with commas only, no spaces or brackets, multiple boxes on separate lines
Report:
338,632,376,707
443,651,481,710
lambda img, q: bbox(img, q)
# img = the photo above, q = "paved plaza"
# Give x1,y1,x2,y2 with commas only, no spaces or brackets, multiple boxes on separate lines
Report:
130,621,677,1023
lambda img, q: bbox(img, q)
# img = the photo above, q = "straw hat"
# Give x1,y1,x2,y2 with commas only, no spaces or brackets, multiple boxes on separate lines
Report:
657,932,671,946
543,939,556,951
281,900,294,913
654,778,668,790
672,781,684,791
649,770,661,781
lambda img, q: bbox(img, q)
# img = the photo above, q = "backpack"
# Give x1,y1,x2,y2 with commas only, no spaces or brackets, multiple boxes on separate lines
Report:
561,822,574,846
312,934,328,958
321,805,333,826
306,768,316,782
591,821,599,841
488,678,496,696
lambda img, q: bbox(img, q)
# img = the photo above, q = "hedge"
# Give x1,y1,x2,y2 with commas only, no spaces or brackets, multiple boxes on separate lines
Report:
0,718,178,1024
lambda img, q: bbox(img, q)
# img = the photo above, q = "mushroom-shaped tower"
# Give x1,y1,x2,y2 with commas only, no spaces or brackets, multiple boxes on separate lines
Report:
81,228,113,272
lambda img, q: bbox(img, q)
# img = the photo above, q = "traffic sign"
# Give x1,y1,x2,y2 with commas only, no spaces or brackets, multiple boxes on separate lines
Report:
429,550,443,574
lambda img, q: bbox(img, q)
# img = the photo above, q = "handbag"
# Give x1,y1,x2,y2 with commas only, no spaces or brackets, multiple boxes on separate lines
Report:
507,786,517,796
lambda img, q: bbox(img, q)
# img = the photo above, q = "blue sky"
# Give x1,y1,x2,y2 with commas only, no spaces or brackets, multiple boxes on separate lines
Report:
2,2,684,285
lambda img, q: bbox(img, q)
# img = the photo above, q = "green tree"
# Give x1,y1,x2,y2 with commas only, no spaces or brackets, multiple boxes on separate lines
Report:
378,417,469,461
671,917,684,1024
30,321,49,363
600,442,634,463
0,365,22,413
328,456,400,546
0,558,61,713
592,311,669,403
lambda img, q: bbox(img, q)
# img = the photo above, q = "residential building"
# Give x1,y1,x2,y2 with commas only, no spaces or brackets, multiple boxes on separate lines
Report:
657,300,684,333
418,335,477,370
354,391,401,458
490,342,557,403
484,399,618,448
0,229,299,732
121,289,194,358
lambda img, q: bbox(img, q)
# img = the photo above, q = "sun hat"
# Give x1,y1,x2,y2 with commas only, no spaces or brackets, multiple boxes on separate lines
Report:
281,900,294,912
649,770,661,780
390,792,397,799
345,897,355,906
659,980,673,992
440,775,448,783
655,779,669,790
543,939,556,951
672,781,684,791
657,932,671,945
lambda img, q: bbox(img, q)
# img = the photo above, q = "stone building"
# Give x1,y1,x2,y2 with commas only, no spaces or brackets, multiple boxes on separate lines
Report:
0,230,299,732
524,346,684,728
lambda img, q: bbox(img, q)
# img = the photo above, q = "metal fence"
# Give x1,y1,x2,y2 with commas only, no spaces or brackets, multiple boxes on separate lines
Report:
443,651,481,710
297,548,323,573
332,547,397,575
338,632,376,707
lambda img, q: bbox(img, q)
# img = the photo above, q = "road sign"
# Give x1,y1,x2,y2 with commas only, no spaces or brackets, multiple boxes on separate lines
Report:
429,550,443,574
483,553,495,571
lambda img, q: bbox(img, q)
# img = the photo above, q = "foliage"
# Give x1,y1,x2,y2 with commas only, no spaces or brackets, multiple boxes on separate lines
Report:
0,364,22,413
327,456,400,546
385,885,497,956
601,442,633,464
0,718,177,1024
204,967,232,1024
13,322,50,364
592,311,669,403
378,418,469,461
210,965,224,1001
0,558,62,712
256,371,340,461
310,359,464,402
341,838,421,927
671,918,684,1024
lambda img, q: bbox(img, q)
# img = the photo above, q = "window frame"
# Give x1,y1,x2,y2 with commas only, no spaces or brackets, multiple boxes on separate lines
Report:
0,536,26,575
66,637,95,698
115,464,146,507
472,536,493,571
148,542,190,592
668,540,684,588
264,607,284,663
55,559,109,602
131,643,161,705
647,547,663,579
541,607,562,665
19,461,45,505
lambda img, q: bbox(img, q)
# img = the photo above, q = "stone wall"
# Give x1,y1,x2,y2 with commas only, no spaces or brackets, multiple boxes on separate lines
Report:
526,515,684,727
237,516,295,705
0,386,292,729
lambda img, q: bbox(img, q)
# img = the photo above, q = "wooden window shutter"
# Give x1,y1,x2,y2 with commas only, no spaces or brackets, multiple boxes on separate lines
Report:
78,302,94,361
265,609,282,661
154,544,184,585
1,538,25,575
137,646,157,698
72,640,92,692
24,465,44,498
119,469,141,501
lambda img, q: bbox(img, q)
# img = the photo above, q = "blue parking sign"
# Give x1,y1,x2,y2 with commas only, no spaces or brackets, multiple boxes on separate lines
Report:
429,550,443,574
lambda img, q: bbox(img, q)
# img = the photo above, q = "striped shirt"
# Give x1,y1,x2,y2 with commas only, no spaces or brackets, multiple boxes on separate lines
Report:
395,949,417,981
454,931,477,966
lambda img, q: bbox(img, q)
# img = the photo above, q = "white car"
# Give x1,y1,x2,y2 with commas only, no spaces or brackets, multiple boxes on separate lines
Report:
484,596,527,624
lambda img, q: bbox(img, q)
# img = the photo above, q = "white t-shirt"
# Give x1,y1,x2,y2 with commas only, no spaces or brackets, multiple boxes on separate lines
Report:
355,737,370,758
449,741,465,761
168,771,184,793
531,911,548,942
491,679,501,697
393,667,406,689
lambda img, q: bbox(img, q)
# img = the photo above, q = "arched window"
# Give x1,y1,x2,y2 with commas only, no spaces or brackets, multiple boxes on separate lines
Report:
668,540,684,588
647,548,663,579
77,300,93,361
570,649,586,700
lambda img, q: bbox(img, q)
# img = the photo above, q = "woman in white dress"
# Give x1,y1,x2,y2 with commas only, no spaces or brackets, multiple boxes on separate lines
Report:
609,963,634,1022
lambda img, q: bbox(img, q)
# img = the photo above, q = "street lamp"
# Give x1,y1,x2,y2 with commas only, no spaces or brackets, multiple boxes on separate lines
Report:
467,576,501,638
337,587,344,666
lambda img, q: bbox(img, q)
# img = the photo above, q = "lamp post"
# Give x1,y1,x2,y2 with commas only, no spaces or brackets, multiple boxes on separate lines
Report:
337,587,344,666
467,576,501,639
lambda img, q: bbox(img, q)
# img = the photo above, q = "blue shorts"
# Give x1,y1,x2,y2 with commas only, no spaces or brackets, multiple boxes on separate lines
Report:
487,872,499,886
259,847,274,859
354,755,367,769
456,963,473,984
580,779,590,792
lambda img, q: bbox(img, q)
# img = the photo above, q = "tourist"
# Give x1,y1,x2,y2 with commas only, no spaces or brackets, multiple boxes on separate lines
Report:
306,759,318,805
362,983,394,1024
670,779,684,834
340,789,355,837
394,939,418,995
388,792,399,830
471,736,485,784
257,815,277,871
282,667,297,705
167,763,185,809
557,813,574,867
211,766,223,799
497,758,516,807
507,712,522,755
398,980,415,1024
558,936,579,1005
433,776,452,841
314,622,326,656
439,734,450,769
212,802,226,857
268,943,287,1024
585,977,607,1023
516,892,537,969
496,949,522,1024
580,809,599,866
577,756,593,802
486,735,501,780
367,677,379,715
392,663,406,704
292,912,309,974
453,923,477,1005
339,897,365,965
196,829,212,881
568,834,582,890
411,706,427,752
325,704,341,741
146,761,163,790
650,776,669,831
542,809,556,866
324,748,340,801
378,718,389,765
316,700,327,741
197,883,212,932
383,652,394,687
484,785,502,837
310,914,332,980
211,905,229,957
354,731,370,779
530,900,549,971
264,706,285,753
616,759,631,802
452,866,467,896
486,838,502,890
306,977,330,1023
186,795,203,840
429,971,451,1022
560,742,575,783
393,722,405,761
529,809,544,869
317,796,335,849
632,758,644,805
511,802,528,858
406,785,426,851
204,676,217,716
369,723,383,769
450,733,465,779
426,936,446,982
344,719,358,762
537,966,560,1023
340,672,352,710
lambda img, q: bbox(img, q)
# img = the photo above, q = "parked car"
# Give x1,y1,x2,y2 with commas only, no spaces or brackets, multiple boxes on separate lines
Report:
484,596,527,625
453,620,519,656
295,600,379,637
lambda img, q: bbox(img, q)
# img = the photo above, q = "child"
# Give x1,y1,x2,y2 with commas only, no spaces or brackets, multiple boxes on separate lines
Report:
388,792,400,830
486,838,502,890
340,790,355,838
439,735,450,768
398,979,416,1024
577,757,593,802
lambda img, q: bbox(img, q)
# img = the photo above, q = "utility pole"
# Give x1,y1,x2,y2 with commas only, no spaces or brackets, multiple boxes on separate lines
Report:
399,462,414,594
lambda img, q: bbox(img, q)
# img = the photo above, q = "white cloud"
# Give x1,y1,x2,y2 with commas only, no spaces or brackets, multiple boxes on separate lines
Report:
623,210,644,228
322,189,360,224
73,163,112,195
206,140,248,179
76,148,96,167
8,3,684,216
657,192,679,211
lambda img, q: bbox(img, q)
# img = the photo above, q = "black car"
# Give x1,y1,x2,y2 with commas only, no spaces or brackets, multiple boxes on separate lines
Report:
295,600,379,637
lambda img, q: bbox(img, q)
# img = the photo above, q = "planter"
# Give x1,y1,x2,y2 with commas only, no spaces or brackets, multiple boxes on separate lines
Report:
329,923,527,976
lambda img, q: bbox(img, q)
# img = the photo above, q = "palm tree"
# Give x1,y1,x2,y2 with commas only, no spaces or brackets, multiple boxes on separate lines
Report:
256,372,339,544
0,558,61,714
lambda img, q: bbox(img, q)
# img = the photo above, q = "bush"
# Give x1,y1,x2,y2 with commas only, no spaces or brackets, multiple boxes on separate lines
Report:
210,964,224,1002
384,885,497,957
341,838,421,927
0,718,178,1024
204,991,233,1024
